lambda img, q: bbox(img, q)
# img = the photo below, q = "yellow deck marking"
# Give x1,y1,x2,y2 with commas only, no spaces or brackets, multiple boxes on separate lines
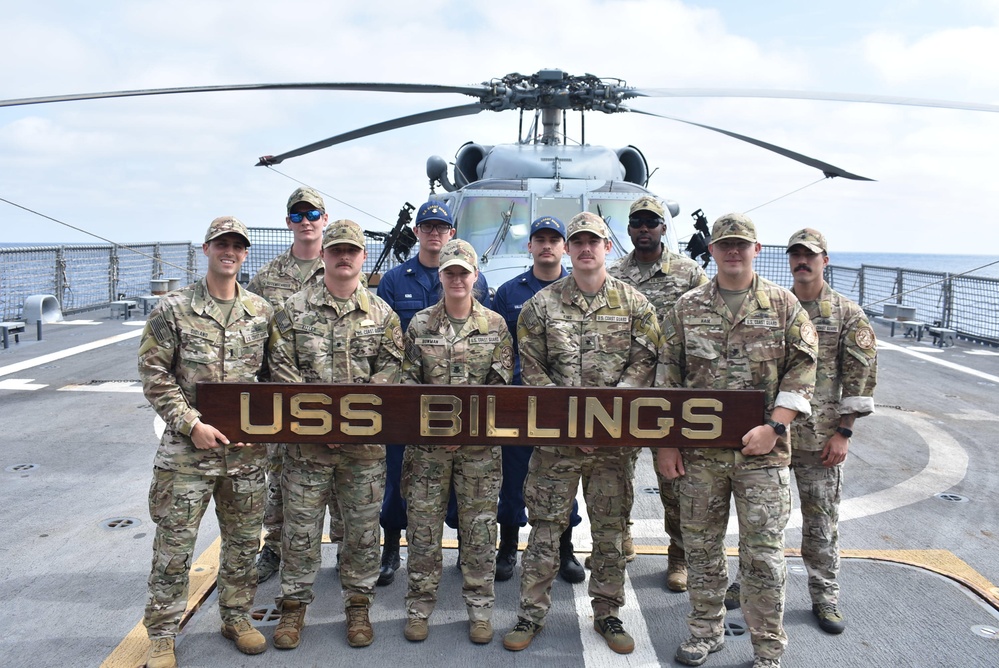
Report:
101,537,222,668
103,541,998,666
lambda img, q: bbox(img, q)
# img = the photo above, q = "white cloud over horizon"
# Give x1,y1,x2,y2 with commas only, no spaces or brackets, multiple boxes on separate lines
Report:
1,0,997,258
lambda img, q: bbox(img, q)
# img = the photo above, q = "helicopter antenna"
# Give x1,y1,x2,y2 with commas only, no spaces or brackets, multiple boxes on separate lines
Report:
743,176,829,214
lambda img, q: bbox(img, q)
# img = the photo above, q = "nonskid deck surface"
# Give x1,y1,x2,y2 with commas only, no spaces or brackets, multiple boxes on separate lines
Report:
0,313,997,667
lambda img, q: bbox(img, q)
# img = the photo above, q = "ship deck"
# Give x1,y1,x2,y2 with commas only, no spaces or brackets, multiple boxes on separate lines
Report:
0,312,997,667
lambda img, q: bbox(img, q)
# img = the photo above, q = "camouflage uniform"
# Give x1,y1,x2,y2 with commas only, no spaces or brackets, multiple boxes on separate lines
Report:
610,246,708,562
268,281,404,607
792,282,877,606
247,248,327,555
661,273,817,660
401,295,514,622
139,277,272,638
516,273,660,624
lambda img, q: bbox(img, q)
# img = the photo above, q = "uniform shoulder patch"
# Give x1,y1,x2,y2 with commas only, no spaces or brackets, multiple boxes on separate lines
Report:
274,308,293,335
149,313,172,346
392,323,405,351
855,324,876,350
800,319,818,347
501,345,514,370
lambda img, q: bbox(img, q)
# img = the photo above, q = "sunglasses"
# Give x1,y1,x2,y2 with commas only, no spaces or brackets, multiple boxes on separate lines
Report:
416,222,453,234
289,209,324,223
628,217,663,229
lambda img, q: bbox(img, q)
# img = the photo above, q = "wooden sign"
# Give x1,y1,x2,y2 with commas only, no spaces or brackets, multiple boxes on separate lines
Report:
197,383,765,448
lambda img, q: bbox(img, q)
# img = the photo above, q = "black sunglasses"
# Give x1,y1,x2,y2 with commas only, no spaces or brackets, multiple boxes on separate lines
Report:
289,209,324,223
628,217,663,229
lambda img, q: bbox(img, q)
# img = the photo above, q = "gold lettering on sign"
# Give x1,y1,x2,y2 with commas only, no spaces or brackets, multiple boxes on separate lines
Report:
291,393,333,435
422,395,462,437
567,396,579,438
469,395,480,437
486,395,519,437
340,393,382,436
681,398,723,439
629,397,673,438
527,396,560,438
240,392,282,434
585,397,622,439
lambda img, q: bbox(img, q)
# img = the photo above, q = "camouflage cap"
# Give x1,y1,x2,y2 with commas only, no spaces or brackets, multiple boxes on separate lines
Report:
566,211,610,240
711,213,757,243
786,227,828,254
415,200,454,227
322,219,366,249
629,195,665,219
530,215,566,240
286,186,325,213
204,215,251,246
438,239,478,272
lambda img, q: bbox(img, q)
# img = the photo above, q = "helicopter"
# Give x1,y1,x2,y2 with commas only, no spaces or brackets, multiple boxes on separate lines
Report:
4,68,998,286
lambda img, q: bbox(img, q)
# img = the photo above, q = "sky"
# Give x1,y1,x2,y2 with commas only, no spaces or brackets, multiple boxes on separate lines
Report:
1,0,998,255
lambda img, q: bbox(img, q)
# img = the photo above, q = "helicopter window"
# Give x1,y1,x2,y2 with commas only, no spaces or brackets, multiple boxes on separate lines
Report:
456,195,531,257
535,198,583,228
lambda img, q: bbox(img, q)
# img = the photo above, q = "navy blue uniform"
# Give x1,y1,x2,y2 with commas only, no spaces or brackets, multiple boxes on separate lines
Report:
492,268,580,528
377,254,491,531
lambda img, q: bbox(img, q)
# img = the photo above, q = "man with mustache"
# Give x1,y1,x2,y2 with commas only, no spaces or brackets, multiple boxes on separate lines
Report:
609,195,708,592
267,220,405,650
503,212,660,655
727,228,877,635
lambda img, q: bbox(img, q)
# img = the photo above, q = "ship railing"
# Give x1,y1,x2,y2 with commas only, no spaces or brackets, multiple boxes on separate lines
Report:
0,227,397,321
2,240,995,346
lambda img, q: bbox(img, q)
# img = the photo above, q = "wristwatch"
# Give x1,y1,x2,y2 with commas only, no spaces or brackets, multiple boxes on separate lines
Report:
765,419,787,436
835,426,854,438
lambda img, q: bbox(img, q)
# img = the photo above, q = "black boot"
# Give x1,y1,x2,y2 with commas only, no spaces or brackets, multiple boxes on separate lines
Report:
558,526,585,584
495,524,519,582
377,529,401,586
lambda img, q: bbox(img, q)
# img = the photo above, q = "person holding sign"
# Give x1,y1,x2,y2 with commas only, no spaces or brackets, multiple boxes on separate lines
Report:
399,239,514,646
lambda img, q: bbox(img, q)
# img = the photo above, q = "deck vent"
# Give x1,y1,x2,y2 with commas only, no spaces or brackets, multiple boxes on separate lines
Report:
723,620,747,637
5,463,38,473
101,517,140,530
639,486,659,495
250,605,281,625
971,625,997,640
934,492,970,503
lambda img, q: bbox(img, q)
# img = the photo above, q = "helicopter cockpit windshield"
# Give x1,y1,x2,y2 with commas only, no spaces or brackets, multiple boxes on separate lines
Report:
449,180,679,285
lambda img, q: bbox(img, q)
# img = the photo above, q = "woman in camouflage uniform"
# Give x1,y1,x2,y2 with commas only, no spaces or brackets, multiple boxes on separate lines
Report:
400,239,514,646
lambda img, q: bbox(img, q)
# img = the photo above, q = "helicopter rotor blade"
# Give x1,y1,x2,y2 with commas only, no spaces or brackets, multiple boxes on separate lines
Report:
0,82,490,109
256,103,484,166
630,88,999,114
627,107,874,181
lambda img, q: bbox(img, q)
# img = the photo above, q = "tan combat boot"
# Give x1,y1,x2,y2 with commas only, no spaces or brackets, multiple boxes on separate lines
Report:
346,595,374,647
273,600,307,649
666,557,688,592
145,637,177,668
221,617,267,655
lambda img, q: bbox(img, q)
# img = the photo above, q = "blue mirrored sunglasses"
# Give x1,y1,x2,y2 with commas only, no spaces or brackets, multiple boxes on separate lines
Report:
289,209,323,223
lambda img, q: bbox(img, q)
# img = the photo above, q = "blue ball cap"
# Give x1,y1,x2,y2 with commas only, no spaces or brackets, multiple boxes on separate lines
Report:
530,215,566,240
415,201,454,227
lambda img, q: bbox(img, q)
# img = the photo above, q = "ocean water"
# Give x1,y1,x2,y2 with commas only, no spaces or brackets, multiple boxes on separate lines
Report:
829,252,999,279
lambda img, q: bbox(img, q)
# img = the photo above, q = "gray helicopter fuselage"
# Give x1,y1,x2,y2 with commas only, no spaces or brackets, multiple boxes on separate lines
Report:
427,142,680,287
